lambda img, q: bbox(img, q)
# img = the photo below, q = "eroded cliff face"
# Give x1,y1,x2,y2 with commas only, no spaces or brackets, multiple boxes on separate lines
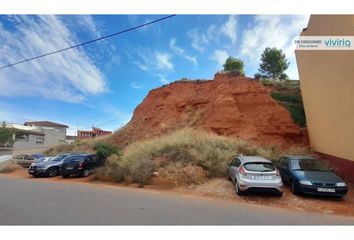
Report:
111,73,308,148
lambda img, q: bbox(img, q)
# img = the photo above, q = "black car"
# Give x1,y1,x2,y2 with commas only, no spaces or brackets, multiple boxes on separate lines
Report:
61,154,100,178
276,156,348,197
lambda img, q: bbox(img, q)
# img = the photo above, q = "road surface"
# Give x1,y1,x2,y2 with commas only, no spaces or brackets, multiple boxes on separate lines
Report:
1,175,354,225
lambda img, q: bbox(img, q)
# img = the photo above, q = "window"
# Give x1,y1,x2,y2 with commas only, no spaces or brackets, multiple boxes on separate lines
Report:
243,162,275,172
24,155,34,160
15,133,29,142
290,158,330,171
86,155,97,163
36,137,44,144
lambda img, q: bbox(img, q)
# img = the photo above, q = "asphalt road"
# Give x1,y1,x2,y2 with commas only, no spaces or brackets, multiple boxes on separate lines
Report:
1,175,354,225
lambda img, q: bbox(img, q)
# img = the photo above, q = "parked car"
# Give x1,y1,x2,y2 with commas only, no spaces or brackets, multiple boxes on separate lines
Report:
28,153,71,177
31,153,46,160
227,156,283,196
61,154,100,178
13,154,46,168
276,156,348,197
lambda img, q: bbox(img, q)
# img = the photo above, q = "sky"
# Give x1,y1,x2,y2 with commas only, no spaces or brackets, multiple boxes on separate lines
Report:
0,15,310,135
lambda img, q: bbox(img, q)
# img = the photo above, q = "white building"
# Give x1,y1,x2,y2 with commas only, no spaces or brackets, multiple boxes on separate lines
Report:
4,121,68,149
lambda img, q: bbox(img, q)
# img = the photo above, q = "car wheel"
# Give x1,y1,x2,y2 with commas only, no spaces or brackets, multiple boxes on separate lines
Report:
291,181,299,195
82,169,90,177
62,174,70,178
234,180,244,196
46,167,59,177
276,191,283,197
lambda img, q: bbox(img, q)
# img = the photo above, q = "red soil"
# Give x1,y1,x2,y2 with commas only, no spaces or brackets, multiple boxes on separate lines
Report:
111,73,308,148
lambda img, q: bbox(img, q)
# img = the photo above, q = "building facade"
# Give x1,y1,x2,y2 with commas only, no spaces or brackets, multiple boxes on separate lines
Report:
24,121,68,147
295,15,354,182
77,127,112,140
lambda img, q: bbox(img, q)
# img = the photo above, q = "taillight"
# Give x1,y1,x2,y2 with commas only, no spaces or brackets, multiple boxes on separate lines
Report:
239,165,246,176
79,162,84,169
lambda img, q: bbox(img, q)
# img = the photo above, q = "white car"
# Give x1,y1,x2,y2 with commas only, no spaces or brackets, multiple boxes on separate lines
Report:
227,156,283,196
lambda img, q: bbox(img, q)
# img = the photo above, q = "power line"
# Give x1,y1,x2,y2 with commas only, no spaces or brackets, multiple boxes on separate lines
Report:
0,14,176,70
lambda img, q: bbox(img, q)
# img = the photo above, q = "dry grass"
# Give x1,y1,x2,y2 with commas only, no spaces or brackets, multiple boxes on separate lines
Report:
0,161,21,173
93,128,311,187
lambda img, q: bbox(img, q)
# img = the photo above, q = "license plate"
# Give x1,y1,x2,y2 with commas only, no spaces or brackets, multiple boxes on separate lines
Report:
66,167,73,170
254,175,272,180
317,188,335,193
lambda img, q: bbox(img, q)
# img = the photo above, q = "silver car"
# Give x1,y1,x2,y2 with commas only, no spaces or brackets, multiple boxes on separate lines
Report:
227,156,283,196
28,153,71,177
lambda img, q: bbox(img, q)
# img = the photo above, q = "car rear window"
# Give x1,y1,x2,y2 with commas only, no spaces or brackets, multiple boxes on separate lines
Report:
64,155,85,163
243,162,275,172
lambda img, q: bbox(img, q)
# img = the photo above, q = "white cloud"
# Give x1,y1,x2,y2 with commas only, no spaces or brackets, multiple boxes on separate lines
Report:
169,38,198,66
221,15,237,44
0,15,107,103
239,15,310,79
210,50,229,67
187,28,209,52
157,74,170,84
130,82,143,89
155,52,173,70
184,55,198,66
187,16,238,52
133,61,149,71
169,38,185,55
76,15,102,38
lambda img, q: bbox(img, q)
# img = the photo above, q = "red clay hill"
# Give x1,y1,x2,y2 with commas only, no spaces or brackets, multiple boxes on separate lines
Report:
111,73,308,148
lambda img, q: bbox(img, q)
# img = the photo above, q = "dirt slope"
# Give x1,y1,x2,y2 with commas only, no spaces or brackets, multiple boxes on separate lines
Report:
111,73,308,148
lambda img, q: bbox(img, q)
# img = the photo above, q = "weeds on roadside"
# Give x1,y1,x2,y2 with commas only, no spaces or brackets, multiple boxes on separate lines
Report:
93,128,311,187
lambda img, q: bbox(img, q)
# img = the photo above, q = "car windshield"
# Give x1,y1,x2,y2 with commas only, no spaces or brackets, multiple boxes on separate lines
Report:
290,158,330,171
243,162,275,172
35,157,47,162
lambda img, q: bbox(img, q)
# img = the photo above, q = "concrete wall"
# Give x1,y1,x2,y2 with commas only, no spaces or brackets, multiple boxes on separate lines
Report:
36,126,66,146
13,134,44,149
295,15,354,181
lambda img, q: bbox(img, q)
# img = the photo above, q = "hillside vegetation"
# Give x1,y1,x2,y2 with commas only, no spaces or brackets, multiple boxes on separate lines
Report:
93,128,310,187
261,79,307,128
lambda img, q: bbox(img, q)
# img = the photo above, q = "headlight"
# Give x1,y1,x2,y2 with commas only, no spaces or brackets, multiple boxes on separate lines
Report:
336,182,346,187
299,180,312,186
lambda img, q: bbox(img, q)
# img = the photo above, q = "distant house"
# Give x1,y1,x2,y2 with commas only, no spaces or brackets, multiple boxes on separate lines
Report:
24,121,69,147
65,135,76,145
77,127,112,140
12,129,46,149
2,121,69,150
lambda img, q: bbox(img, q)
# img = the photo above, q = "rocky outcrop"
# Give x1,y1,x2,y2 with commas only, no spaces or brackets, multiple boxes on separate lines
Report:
111,73,308,148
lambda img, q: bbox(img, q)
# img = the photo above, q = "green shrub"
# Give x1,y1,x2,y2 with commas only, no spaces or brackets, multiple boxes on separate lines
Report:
223,57,245,75
271,91,302,104
283,104,307,128
93,142,119,160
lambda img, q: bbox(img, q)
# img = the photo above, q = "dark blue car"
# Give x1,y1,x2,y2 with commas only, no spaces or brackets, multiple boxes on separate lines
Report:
276,156,348,197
